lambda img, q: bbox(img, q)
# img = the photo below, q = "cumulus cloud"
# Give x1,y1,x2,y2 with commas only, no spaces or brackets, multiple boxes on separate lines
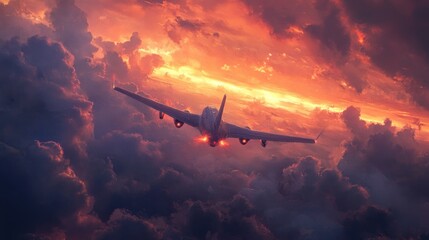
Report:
95,209,161,240
339,106,429,237
0,140,91,239
0,36,93,162
50,0,97,59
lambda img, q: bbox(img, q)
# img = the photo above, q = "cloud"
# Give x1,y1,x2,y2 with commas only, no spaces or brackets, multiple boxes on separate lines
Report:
0,2,52,40
50,0,97,59
0,140,90,239
306,0,351,58
343,206,393,240
242,0,313,37
341,0,429,108
119,32,142,54
95,209,161,240
175,16,204,32
0,36,93,162
339,106,429,237
1,0,429,239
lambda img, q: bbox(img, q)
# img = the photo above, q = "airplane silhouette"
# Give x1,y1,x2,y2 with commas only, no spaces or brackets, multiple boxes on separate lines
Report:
114,87,320,147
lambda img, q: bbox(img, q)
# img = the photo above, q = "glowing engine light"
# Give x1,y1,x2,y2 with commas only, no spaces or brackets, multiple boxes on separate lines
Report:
219,140,229,147
239,138,249,145
195,135,209,143
174,119,184,128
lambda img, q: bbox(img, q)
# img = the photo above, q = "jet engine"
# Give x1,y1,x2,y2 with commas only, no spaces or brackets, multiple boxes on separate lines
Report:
261,139,267,147
239,138,250,145
239,126,251,145
174,119,184,128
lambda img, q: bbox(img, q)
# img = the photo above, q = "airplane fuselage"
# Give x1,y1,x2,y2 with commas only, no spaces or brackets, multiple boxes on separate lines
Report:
199,107,226,147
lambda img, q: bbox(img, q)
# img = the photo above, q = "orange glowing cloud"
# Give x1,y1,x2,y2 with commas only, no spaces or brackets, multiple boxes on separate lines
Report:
70,0,429,143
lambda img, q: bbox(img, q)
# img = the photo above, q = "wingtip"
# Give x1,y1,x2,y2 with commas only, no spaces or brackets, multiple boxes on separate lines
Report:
112,77,116,89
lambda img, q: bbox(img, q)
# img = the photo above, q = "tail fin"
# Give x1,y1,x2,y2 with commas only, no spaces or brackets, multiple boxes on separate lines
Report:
214,94,226,131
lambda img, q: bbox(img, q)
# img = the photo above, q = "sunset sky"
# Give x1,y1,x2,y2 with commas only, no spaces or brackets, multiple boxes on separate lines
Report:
1,0,429,239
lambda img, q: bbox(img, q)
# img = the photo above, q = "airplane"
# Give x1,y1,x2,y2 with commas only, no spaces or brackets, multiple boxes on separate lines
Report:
114,86,320,147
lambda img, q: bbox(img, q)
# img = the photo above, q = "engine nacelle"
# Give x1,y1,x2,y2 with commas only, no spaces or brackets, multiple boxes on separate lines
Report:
261,139,267,148
174,119,184,128
209,140,218,147
239,138,250,145
159,111,165,119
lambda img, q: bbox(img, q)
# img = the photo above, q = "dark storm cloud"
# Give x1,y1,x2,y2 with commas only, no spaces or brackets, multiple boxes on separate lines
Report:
339,106,429,237
0,33,100,238
343,206,394,240
0,140,90,239
50,0,97,59
242,0,311,37
278,156,369,212
306,0,351,58
169,197,276,240
95,209,161,240
341,0,429,108
241,0,369,93
0,36,93,160
242,0,351,55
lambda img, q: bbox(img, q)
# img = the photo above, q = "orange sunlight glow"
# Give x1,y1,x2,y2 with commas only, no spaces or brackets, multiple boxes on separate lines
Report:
152,65,339,113
75,0,429,142
355,29,365,45
287,26,304,35
150,64,429,141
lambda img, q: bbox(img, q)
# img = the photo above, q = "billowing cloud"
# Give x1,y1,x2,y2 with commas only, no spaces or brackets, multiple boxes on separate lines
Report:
339,106,429,237
0,140,91,239
50,0,97,59
95,209,161,240
0,36,93,162
341,0,429,109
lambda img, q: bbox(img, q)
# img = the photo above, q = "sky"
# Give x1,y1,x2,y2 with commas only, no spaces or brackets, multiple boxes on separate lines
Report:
1,0,429,239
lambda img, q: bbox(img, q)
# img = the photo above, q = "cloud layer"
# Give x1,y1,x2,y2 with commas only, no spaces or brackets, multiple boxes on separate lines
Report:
1,0,429,239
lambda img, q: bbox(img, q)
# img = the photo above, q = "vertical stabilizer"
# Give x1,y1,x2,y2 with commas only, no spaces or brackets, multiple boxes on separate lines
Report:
214,94,226,131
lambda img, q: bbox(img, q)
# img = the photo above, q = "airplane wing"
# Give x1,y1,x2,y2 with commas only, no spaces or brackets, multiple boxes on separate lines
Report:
114,87,200,127
224,122,316,143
